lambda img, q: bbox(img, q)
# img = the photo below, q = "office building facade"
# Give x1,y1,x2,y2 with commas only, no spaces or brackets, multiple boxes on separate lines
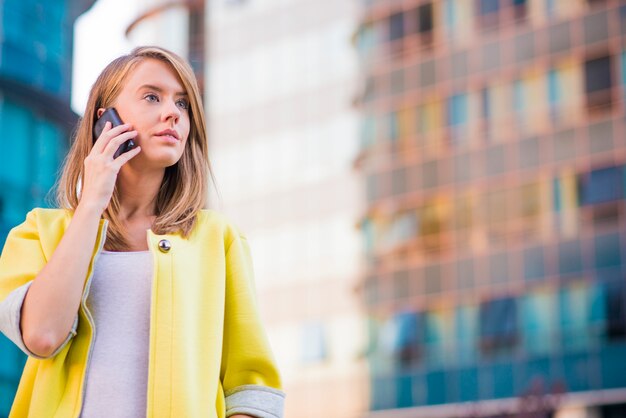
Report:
354,0,626,416
207,0,367,417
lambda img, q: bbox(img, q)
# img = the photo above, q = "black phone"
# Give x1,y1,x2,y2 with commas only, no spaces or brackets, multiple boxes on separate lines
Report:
93,108,136,159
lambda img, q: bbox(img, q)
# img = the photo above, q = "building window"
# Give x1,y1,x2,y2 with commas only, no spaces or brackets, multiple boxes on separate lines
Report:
480,297,518,355
447,93,469,144
391,166,407,196
392,311,424,369
547,69,562,122
522,289,556,354
594,233,622,269
606,282,626,340
579,166,623,205
549,22,571,54
389,12,405,41
512,0,528,20
360,116,376,149
513,79,526,129
523,246,545,281
455,305,478,364
413,2,434,46
479,0,500,15
300,321,328,364
584,55,613,111
477,0,501,27
545,0,556,18
388,111,400,142
558,240,583,276
418,3,434,32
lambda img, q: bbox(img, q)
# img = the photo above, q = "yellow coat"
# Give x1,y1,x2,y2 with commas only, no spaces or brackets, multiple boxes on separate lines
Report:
0,208,283,418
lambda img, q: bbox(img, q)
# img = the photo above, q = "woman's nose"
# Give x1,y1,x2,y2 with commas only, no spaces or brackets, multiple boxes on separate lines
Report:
162,100,181,122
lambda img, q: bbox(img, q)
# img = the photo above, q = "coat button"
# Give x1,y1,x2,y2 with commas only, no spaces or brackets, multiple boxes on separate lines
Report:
158,239,171,253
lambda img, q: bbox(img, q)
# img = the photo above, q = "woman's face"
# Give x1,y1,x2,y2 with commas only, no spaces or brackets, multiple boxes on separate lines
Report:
100,58,191,169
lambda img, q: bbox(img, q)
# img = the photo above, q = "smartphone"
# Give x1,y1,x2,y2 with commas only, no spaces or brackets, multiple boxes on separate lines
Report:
93,108,136,159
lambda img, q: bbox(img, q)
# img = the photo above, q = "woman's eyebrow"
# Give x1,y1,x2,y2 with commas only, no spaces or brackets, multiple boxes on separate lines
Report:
136,84,187,96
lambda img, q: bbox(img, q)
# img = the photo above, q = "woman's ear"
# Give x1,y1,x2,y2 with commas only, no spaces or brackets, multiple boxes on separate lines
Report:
96,108,106,118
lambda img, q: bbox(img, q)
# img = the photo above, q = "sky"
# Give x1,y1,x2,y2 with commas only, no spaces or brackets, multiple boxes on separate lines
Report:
72,0,139,115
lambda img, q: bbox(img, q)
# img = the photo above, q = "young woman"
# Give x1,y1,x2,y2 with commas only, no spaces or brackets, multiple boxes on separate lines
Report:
0,46,284,418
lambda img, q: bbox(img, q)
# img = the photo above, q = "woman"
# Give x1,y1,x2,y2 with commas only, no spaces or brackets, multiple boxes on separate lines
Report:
0,46,284,418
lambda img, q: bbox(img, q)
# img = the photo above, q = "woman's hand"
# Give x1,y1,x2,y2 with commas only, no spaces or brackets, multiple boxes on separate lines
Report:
78,121,141,214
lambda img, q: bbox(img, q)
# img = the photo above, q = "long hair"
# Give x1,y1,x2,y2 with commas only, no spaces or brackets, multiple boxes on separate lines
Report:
57,46,215,250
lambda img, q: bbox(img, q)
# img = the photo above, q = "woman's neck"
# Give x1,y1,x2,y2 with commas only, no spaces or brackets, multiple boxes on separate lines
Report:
116,167,165,221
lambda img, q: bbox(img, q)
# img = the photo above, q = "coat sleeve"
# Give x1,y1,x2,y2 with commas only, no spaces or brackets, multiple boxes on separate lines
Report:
221,233,285,418
0,210,77,359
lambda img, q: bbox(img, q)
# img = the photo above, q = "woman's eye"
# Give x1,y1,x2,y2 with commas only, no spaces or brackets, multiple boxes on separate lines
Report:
145,93,159,102
176,99,189,110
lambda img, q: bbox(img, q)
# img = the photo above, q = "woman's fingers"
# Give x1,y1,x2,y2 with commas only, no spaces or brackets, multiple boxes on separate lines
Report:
92,122,133,153
112,145,141,167
102,130,138,158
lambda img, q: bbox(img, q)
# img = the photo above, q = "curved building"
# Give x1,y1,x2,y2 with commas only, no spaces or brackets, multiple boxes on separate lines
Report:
0,1,95,415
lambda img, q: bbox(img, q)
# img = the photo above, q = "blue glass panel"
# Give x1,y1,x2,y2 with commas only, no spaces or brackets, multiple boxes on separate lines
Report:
455,305,477,364
480,0,500,15
553,177,562,212
445,0,456,28
562,352,591,392
458,367,478,401
389,13,404,41
519,357,551,396
558,240,583,275
393,311,424,369
480,297,517,340
396,374,414,408
0,334,24,417
594,233,622,269
448,93,468,126
0,101,31,187
492,363,514,398
601,343,626,388
548,69,560,105
580,167,622,205
371,376,396,410
426,370,446,405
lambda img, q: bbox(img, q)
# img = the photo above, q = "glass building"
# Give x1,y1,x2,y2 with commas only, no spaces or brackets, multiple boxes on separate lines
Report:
0,1,95,415
354,0,626,416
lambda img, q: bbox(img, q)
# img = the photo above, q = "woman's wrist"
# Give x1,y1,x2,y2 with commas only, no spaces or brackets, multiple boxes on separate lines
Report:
75,200,105,220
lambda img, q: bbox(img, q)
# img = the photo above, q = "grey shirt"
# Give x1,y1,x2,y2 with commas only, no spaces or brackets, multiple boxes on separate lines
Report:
80,250,153,418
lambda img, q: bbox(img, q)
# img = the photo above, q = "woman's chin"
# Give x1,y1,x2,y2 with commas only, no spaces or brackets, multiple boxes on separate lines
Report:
132,150,182,169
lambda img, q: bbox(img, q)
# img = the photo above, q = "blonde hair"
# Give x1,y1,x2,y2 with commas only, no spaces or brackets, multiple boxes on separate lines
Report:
57,46,214,250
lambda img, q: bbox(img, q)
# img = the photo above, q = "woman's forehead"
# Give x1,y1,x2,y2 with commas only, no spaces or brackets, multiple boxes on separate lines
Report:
124,58,186,93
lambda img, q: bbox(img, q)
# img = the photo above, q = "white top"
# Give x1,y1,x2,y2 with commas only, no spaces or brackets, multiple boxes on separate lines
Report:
80,250,153,418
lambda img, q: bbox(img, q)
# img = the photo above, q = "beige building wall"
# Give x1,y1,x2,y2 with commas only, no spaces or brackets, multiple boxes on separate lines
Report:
125,0,189,57
206,0,368,417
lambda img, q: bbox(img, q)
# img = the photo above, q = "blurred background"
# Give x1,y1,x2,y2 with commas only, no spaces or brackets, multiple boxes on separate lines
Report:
0,0,624,417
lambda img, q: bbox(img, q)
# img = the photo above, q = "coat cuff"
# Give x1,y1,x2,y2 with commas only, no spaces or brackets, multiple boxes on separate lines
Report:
225,384,285,418
0,281,78,359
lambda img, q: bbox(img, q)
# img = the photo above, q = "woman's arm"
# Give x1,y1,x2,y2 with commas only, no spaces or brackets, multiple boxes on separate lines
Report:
221,232,285,418
20,123,140,357
20,203,102,357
